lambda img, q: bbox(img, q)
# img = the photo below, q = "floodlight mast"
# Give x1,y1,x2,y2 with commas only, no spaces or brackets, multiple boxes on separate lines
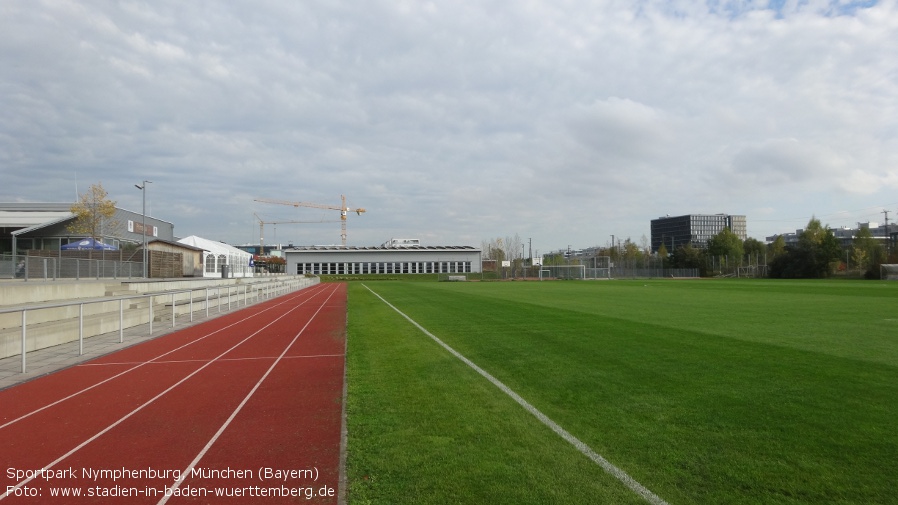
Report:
134,180,152,278
254,195,366,246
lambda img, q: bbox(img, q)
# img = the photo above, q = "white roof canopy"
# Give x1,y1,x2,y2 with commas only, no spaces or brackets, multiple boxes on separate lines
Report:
178,235,250,258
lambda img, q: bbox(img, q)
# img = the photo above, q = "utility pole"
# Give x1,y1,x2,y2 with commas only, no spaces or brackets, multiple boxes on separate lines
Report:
528,237,532,278
884,210,891,259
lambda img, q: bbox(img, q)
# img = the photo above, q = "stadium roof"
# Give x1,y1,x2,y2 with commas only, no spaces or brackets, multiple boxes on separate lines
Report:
0,203,74,230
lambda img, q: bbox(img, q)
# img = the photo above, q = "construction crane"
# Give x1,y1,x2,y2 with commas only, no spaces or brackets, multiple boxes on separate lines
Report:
254,195,366,246
253,213,340,253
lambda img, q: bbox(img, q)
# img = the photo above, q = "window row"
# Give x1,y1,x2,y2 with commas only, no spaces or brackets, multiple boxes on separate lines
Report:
297,261,472,275
205,254,228,273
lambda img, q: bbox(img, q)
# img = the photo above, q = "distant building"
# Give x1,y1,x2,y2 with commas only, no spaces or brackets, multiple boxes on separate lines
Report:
285,240,481,276
147,238,205,278
235,244,292,256
381,238,420,248
0,202,174,255
651,214,747,252
767,222,895,249
178,235,254,278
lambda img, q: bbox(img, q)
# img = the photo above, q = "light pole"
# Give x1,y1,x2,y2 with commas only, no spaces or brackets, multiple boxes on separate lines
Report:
527,238,533,275
134,181,152,278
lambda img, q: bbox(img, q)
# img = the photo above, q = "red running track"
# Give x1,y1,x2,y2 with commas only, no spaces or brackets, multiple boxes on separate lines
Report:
1,282,346,504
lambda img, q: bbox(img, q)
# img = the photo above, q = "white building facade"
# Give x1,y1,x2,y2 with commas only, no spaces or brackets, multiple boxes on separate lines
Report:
178,235,254,278
285,244,482,276
767,221,895,248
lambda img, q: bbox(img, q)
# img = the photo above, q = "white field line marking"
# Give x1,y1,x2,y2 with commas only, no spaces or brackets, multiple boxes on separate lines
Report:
363,284,670,505
1,288,331,501
158,283,340,504
0,284,326,431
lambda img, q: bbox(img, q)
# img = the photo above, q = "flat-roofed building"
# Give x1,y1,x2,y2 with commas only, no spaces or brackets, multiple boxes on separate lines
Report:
285,242,481,276
651,214,747,252
767,221,896,250
1,202,174,255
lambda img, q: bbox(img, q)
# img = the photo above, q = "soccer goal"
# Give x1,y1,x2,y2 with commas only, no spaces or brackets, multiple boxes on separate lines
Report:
880,264,898,280
539,265,587,280
587,256,611,280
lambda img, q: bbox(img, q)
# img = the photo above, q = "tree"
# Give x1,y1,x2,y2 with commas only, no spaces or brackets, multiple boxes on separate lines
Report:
852,226,885,278
68,183,120,241
658,244,670,261
850,247,867,271
743,238,766,263
802,217,842,277
708,227,744,265
768,235,786,258
256,255,286,274
481,237,508,263
670,244,710,276
504,234,523,262
480,239,492,258
769,217,842,278
622,238,640,265
543,252,566,266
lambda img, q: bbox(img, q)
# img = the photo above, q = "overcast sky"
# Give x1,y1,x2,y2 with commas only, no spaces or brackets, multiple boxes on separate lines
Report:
2,0,897,254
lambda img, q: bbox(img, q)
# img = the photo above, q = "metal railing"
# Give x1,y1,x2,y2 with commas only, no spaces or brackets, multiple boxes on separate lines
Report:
1,254,144,280
0,277,314,373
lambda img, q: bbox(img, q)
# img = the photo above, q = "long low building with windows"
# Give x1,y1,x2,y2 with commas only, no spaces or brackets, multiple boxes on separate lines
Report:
284,242,482,276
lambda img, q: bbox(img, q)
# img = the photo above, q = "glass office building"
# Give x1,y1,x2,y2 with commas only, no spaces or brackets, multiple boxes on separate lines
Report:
651,214,746,253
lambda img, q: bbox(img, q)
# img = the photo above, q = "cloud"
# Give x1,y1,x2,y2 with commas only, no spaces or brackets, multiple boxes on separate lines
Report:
567,98,673,163
726,137,847,186
1,0,897,249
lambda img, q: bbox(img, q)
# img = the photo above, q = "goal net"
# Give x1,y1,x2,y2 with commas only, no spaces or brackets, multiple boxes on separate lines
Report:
880,264,898,280
587,256,611,280
539,265,586,280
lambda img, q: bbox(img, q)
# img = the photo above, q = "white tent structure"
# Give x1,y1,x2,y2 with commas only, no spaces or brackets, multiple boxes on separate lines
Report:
177,235,254,278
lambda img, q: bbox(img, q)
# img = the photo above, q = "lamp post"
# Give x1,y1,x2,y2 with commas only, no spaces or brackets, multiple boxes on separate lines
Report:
134,181,152,278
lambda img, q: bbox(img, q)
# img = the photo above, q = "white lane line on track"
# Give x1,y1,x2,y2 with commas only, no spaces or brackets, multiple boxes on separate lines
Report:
77,354,346,366
1,285,333,501
0,284,328,431
363,284,670,505
158,283,341,504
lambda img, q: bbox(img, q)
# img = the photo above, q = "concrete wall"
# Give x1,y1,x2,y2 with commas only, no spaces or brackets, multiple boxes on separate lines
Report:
0,281,110,307
0,275,319,359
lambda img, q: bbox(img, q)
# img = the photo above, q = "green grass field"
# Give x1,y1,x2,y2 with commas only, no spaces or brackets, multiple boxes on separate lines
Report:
344,279,898,504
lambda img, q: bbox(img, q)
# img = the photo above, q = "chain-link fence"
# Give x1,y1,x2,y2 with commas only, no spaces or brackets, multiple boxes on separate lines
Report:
1,254,144,280
529,264,699,279
608,267,700,278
